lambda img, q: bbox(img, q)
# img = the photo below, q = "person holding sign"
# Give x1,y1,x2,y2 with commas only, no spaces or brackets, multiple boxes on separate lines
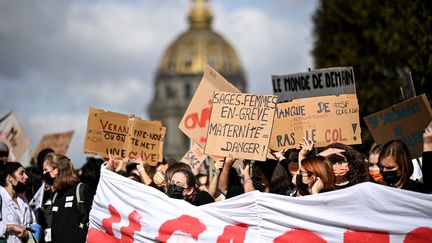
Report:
166,168,214,206
422,122,432,191
378,140,430,193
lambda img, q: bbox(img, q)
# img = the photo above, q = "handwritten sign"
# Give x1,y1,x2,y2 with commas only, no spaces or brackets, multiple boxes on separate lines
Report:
269,94,361,152
34,130,74,157
204,92,277,161
179,65,240,149
84,108,165,165
180,141,208,175
364,94,432,158
0,112,33,166
272,67,356,102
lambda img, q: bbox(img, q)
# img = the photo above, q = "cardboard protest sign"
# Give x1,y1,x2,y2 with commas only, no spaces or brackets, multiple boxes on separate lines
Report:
0,112,33,167
180,140,208,175
204,91,277,161
34,130,74,157
179,65,240,149
84,108,165,165
127,118,165,166
272,67,356,102
364,94,432,158
269,94,361,151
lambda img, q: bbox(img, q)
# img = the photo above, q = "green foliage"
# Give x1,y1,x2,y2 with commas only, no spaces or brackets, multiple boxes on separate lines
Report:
312,0,432,152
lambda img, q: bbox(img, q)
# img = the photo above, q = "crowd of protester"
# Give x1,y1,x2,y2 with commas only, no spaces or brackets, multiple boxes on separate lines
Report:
0,122,431,242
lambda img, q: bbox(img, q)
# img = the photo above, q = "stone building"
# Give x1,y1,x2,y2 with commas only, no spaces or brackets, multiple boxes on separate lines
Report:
148,0,247,160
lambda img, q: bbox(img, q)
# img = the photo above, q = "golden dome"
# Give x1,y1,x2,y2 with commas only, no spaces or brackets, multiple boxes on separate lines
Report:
157,0,244,77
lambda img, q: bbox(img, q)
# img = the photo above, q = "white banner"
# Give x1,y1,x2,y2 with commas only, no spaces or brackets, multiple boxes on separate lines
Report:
88,167,432,243
0,111,33,167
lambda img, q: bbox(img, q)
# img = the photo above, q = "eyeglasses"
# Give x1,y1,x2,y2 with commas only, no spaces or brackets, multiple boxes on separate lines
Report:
169,181,187,189
299,171,312,178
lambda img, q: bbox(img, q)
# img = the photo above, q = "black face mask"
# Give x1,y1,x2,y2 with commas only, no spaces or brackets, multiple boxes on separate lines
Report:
167,184,185,199
296,173,310,196
251,177,265,192
382,170,401,186
12,181,27,194
42,172,55,186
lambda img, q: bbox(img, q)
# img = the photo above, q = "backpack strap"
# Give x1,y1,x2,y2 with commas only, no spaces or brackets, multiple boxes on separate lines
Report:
75,183,89,229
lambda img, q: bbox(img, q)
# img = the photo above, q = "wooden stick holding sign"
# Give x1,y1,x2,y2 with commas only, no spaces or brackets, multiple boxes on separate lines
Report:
204,91,277,161
83,107,165,165
269,94,361,152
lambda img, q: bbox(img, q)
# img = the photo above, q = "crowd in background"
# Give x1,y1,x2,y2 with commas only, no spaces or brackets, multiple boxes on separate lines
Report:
0,122,431,243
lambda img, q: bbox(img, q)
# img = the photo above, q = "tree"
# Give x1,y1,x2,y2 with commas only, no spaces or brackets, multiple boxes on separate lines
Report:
312,0,432,151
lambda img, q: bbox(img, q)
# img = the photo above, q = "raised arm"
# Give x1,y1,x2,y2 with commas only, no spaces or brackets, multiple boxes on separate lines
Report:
208,158,224,198
217,154,235,195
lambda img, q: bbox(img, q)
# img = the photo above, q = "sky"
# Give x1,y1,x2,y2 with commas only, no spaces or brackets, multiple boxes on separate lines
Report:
0,0,318,168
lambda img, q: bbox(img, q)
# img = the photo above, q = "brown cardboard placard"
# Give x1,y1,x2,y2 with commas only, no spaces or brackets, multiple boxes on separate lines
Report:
269,94,361,152
204,91,278,161
83,107,165,165
272,67,356,102
34,130,74,157
180,141,208,175
179,65,240,149
127,118,164,166
364,94,432,158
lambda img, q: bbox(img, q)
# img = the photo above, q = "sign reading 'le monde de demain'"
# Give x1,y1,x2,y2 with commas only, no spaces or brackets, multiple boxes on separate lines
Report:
272,67,356,102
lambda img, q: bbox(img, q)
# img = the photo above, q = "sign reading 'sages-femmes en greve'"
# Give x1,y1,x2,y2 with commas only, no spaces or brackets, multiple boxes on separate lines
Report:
204,92,277,161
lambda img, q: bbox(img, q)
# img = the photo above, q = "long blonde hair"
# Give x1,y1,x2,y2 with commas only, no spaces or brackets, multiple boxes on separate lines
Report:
45,153,80,191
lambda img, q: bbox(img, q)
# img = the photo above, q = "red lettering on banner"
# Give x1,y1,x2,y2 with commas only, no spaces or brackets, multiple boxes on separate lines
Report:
155,215,207,242
404,227,432,243
274,229,327,243
87,204,142,243
344,230,389,243
216,223,248,243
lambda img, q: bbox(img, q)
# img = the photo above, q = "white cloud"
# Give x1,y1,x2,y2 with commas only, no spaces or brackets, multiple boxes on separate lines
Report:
0,0,317,168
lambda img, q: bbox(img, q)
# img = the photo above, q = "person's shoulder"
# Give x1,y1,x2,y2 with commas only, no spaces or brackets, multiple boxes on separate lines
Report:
404,180,430,194
194,190,215,205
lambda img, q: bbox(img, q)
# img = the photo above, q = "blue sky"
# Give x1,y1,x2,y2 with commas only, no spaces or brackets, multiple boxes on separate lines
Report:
0,0,318,168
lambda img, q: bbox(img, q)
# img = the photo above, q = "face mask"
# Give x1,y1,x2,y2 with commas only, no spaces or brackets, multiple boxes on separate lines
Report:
42,172,55,186
12,181,27,194
251,178,265,192
369,166,383,183
153,171,165,186
333,163,349,177
382,170,401,186
167,184,185,199
295,173,310,196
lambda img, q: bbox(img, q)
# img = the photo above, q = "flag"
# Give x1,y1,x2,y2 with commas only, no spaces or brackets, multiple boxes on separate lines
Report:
29,183,45,212
0,111,33,167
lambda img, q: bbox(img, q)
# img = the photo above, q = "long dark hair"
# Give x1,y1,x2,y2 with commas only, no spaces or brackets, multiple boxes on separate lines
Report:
378,140,413,188
270,160,293,194
324,143,369,185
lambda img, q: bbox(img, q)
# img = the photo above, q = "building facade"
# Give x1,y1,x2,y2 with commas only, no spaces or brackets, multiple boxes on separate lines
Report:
148,0,247,160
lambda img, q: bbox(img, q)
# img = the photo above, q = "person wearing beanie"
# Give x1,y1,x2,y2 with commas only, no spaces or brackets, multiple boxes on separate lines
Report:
0,162,37,242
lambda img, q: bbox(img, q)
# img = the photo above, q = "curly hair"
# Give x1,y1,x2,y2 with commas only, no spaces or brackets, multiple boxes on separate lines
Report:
323,143,369,185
